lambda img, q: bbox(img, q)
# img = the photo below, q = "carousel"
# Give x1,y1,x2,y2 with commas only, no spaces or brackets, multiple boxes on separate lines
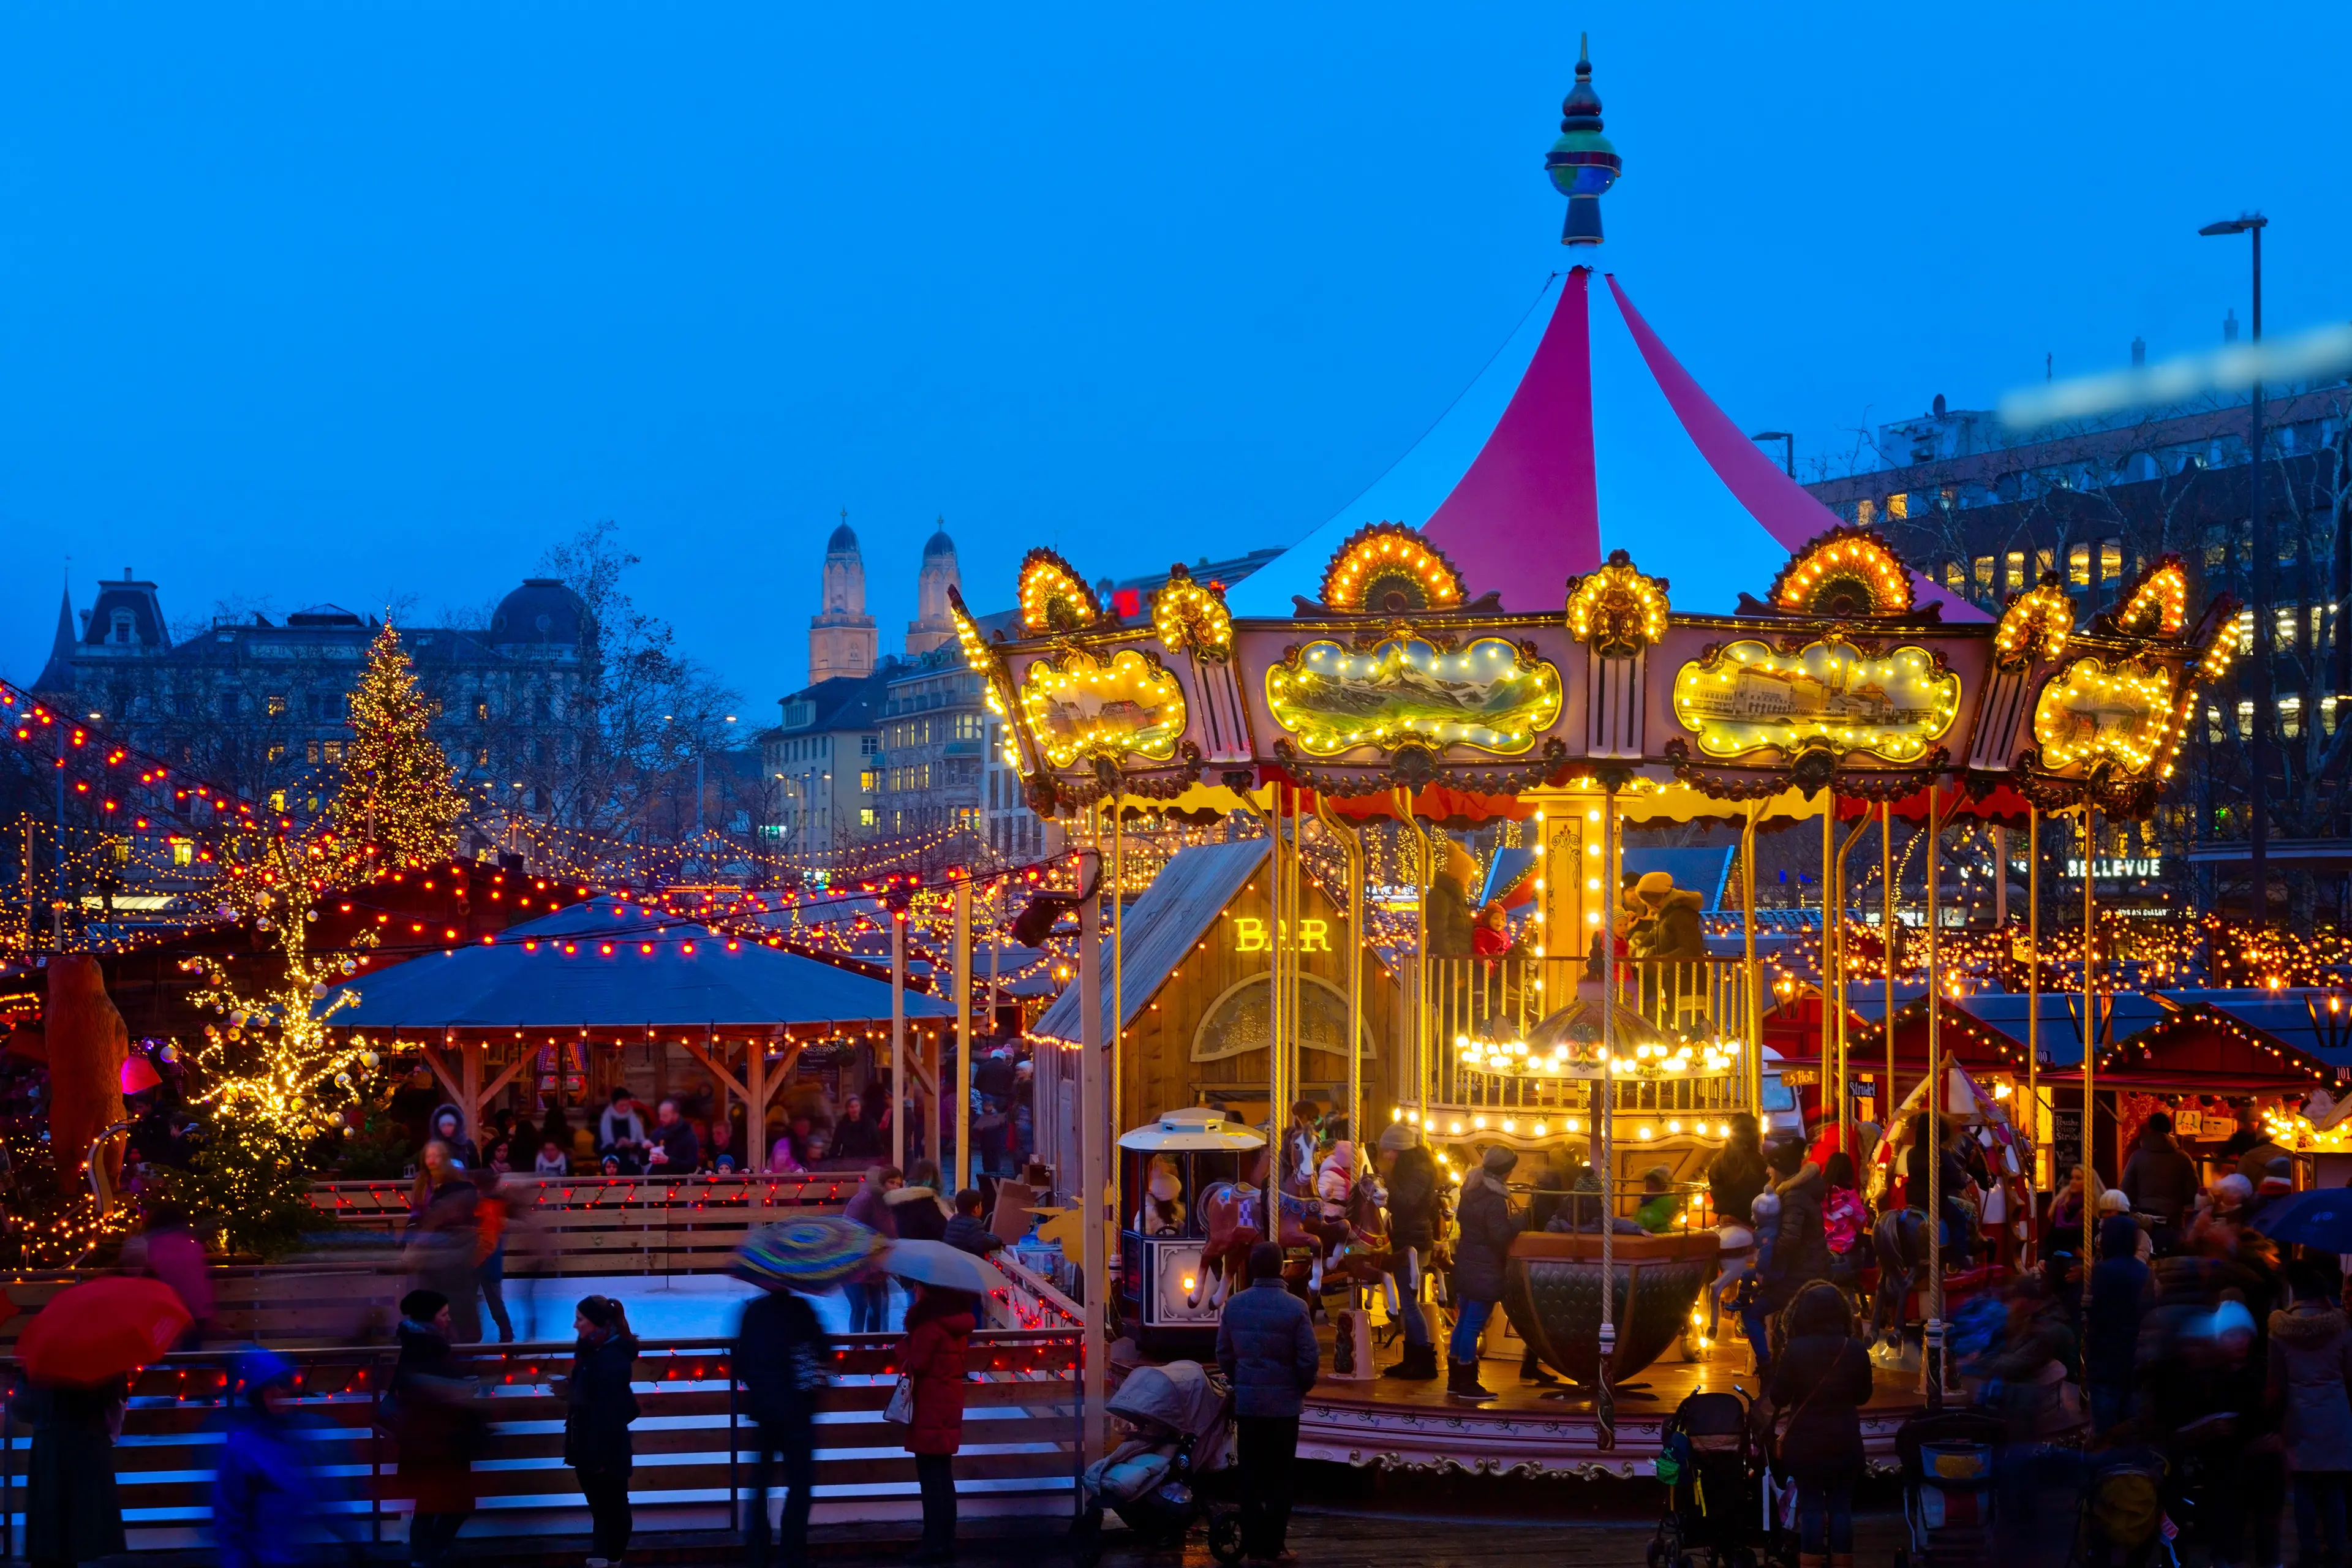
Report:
980,49,2232,1474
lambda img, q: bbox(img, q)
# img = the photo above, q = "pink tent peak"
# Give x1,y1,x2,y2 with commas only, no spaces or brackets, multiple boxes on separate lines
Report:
1603,274,1989,623
1421,267,1601,604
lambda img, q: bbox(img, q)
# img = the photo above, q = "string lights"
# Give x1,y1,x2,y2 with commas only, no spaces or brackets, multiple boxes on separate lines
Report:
1266,636,1560,756
1768,529,1913,617
1017,648,1186,768
1318,523,1464,615
1673,639,1959,761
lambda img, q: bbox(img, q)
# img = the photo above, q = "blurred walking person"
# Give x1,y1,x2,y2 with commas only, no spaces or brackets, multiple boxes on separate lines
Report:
214,1348,354,1568
897,1282,977,1564
2271,1261,2352,1568
565,1295,640,1568
2086,1213,2152,1433
471,1170,516,1344
842,1166,903,1333
1376,1123,1441,1381
1217,1240,1320,1565
405,1140,483,1343
737,1270,834,1566
392,1289,483,1568
1447,1145,1520,1401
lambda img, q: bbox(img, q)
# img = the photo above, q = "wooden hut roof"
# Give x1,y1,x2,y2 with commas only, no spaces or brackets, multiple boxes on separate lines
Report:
1029,839,1271,1047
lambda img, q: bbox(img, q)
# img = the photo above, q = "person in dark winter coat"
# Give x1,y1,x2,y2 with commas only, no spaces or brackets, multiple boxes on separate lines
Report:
736,1278,832,1568
646,1097,700,1173
1760,1140,1830,1314
392,1289,482,1568
19,1374,127,1566
405,1143,484,1344
897,1283,978,1564
2118,1111,2199,1248
2270,1261,2352,1568
564,1295,639,1567
1378,1124,1442,1381
2085,1213,2152,1433
1447,1145,1521,1401
1767,1282,1873,1568
943,1188,1005,1257
1216,1242,1319,1564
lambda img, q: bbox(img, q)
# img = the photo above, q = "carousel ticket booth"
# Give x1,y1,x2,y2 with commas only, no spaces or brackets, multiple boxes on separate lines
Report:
1115,1107,1266,1354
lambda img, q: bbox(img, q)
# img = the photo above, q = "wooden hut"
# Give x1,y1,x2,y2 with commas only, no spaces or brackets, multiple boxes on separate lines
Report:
1027,839,1400,1140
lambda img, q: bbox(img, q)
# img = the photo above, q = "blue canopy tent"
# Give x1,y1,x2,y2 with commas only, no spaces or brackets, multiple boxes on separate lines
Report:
330,895,952,1140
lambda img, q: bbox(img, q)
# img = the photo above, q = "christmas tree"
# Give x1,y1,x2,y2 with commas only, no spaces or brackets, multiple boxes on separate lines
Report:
331,618,467,865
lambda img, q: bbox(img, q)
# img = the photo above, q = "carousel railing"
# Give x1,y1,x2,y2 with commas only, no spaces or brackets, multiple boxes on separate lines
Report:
1420,956,1756,1117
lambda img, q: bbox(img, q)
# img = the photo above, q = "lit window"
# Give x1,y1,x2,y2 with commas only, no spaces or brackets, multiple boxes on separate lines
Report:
110,610,135,645
2282,695,2304,739
170,838,193,868
1972,557,1995,593
2005,551,2026,589
269,790,287,812
2236,608,2255,654
2277,607,2300,647
266,693,287,717
862,807,877,828
2100,541,2122,584
2067,543,2091,589
1887,493,1909,521
306,741,320,764
267,744,285,763
1858,497,1878,526
324,740,343,762
1943,562,1966,591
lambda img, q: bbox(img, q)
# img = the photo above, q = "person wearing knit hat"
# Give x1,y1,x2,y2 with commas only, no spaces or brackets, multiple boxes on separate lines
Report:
1448,1145,1521,1401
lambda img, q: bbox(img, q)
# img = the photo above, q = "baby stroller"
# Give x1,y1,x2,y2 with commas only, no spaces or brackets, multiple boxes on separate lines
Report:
1651,1390,1767,1568
2069,1445,2172,1568
1071,1360,1242,1566
1893,1409,2005,1568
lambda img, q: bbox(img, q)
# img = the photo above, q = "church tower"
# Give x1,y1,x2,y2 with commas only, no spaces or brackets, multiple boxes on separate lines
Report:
809,513,878,683
905,519,961,657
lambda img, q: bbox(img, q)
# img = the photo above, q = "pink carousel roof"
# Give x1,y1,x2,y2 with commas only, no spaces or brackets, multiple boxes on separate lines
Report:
1227,266,1987,622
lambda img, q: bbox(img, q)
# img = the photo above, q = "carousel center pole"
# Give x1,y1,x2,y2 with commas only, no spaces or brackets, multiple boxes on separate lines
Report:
1265,786,1286,1213
2081,805,2098,1300
1396,788,1430,1135
1316,797,1365,1171
1924,779,1945,1412
2026,804,2041,1269
1597,774,1620,1447
1835,816,1871,1156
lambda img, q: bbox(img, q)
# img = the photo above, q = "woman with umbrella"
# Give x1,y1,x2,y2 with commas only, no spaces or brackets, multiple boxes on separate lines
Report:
887,1240,993,1564
733,1216,880,1567
12,1274,190,1567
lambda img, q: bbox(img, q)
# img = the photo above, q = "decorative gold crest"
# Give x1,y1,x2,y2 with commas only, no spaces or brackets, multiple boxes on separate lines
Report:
1151,566,1233,660
1767,528,1915,617
1320,523,1464,615
1566,550,1668,657
1017,548,1101,635
1993,579,2075,670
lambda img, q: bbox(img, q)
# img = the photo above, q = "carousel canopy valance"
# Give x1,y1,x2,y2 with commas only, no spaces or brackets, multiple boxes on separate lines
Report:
326,897,954,1030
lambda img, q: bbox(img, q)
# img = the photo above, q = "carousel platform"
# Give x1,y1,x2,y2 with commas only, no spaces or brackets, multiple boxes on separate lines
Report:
1295,1332,1934,1478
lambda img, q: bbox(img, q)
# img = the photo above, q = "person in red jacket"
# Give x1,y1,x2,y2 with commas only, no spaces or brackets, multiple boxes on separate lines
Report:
897,1282,978,1563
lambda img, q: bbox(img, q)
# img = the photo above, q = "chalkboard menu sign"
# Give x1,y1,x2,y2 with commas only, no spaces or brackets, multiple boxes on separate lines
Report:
2051,1107,2085,1166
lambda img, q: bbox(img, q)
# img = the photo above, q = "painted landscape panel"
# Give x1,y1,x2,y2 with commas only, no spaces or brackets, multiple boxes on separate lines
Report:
1264,635,1562,756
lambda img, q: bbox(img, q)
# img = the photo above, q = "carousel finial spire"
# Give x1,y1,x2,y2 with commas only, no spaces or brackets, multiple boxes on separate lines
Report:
1546,34,1621,247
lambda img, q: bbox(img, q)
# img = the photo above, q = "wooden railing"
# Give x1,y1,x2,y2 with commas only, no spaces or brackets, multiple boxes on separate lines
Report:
306,1174,862,1276
0,1330,1083,1555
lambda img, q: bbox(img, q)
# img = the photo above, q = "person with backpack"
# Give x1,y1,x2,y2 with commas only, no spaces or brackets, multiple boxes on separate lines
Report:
1767,1281,1873,1568
564,1295,640,1568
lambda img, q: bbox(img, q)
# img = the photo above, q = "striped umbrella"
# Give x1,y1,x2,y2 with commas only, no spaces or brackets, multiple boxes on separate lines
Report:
733,1215,884,1291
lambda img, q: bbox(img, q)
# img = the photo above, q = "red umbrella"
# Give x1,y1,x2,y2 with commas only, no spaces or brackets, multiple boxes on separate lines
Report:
15,1276,191,1387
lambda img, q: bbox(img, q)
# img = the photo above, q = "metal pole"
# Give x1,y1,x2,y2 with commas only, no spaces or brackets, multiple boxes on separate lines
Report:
1265,788,1285,1215
1993,824,2008,930
1924,782,1944,1412
1597,778,1618,1446
1111,801,1123,1139
954,880,973,1195
2250,222,2269,927
1076,847,1106,1461
2027,806,2041,1258
1882,802,1896,1140
2082,807,2098,1293
1821,809,1835,1148
1744,802,1761,1115
891,903,907,1174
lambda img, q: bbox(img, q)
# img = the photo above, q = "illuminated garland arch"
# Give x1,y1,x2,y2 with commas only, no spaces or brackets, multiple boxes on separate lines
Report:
1566,549,1669,657
1993,578,2075,669
1767,527,1915,617
1151,565,1233,659
1017,548,1101,635
1320,522,1464,615
2109,556,2190,639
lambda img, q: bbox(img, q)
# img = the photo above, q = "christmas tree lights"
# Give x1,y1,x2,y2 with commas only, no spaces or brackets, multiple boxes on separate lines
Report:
329,620,467,867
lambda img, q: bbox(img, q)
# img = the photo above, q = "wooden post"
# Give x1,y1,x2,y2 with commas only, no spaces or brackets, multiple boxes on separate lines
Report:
892,907,907,1174
955,880,973,1195
462,1038,483,1135
1077,847,1106,1461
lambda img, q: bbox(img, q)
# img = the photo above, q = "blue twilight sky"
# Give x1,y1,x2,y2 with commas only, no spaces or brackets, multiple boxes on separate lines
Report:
4,4,2348,717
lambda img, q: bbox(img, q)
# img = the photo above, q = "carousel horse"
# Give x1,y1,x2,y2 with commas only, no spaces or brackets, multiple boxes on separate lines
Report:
1189,1178,1263,1310
1867,1205,1988,1344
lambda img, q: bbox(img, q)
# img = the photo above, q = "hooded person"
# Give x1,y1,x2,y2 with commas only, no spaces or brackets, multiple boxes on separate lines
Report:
426,1103,480,1170
1767,1281,1874,1568
1447,1145,1521,1402
889,1160,951,1243
1425,839,1479,958
214,1349,353,1568
2269,1261,2352,1568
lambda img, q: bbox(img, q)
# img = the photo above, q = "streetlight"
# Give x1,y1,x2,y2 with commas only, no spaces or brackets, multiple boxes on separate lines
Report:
2201,212,2269,923
1750,431,1795,478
